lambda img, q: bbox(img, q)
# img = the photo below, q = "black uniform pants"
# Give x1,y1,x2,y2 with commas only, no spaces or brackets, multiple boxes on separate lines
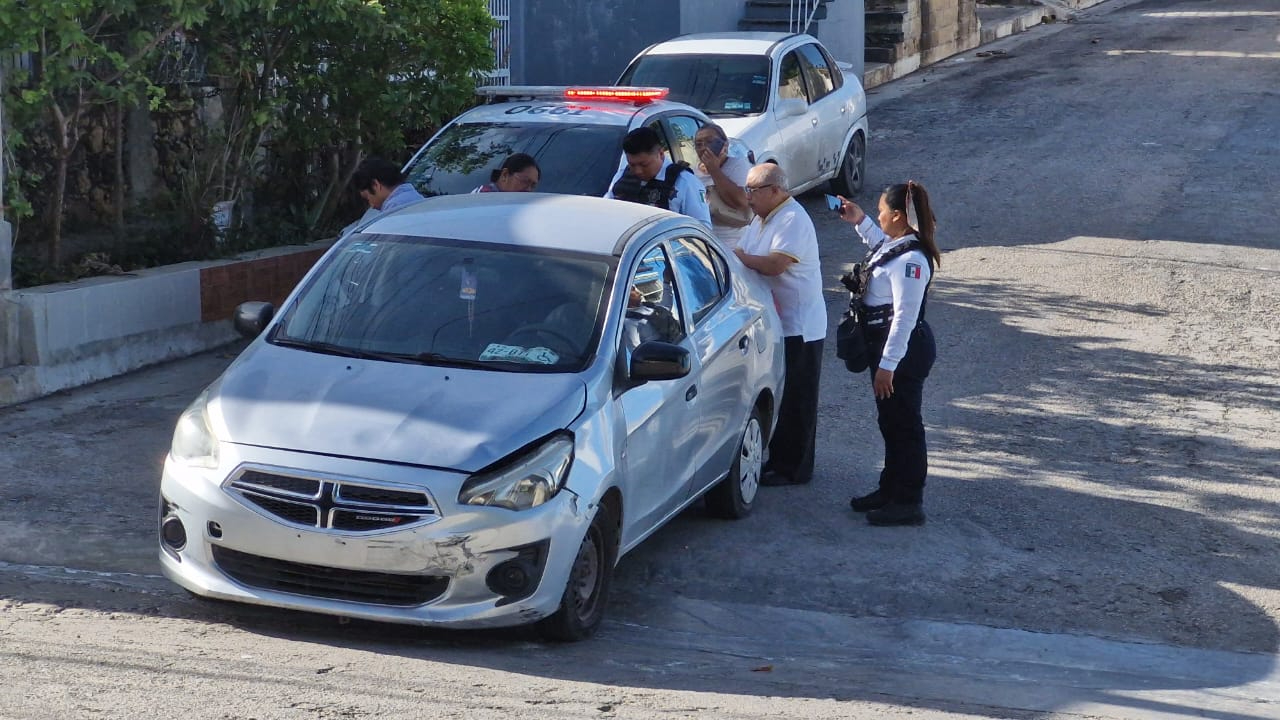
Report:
768,335,824,483
869,323,936,504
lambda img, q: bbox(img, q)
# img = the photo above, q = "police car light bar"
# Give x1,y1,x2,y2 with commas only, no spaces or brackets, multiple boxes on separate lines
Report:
564,87,669,102
475,85,571,102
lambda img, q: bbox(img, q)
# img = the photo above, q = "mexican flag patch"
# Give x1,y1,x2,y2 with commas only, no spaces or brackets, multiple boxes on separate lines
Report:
905,262,922,279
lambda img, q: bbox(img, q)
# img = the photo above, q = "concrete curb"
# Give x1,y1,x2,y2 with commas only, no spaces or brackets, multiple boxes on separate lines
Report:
980,4,1060,46
863,0,1115,90
0,241,330,407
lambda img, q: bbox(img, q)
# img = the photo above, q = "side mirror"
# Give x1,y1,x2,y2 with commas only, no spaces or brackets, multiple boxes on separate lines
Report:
629,341,690,382
777,98,807,118
233,301,275,338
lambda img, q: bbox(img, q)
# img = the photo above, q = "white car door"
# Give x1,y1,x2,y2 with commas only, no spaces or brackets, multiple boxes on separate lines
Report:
774,49,823,188
796,42,851,183
614,242,702,546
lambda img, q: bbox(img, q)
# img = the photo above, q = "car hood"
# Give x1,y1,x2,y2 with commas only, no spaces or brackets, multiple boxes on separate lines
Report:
209,342,588,472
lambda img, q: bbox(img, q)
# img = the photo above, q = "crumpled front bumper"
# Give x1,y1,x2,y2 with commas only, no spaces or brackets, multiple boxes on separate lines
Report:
158,443,590,628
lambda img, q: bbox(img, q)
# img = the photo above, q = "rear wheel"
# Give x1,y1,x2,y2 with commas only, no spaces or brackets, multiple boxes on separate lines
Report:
705,406,765,519
537,501,617,642
829,131,866,197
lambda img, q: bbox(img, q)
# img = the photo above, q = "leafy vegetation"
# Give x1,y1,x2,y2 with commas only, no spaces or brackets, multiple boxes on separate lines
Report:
1,0,495,285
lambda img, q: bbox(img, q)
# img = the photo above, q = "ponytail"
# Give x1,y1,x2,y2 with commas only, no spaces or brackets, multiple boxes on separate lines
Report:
883,181,941,269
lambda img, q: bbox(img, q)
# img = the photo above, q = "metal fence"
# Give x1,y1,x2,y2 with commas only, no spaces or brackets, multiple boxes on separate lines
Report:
791,0,822,34
481,0,512,86
0,52,33,76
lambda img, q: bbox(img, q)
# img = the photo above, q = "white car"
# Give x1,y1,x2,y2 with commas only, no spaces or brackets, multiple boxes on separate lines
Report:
619,32,869,196
401,86,751,197
158,193,785,640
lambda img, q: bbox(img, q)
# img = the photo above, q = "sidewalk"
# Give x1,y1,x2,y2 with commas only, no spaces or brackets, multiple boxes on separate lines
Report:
863,0,1112,90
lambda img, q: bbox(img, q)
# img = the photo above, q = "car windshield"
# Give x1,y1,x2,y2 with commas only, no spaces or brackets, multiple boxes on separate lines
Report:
619,54,770,117
274,235,613,373
404,122,627,196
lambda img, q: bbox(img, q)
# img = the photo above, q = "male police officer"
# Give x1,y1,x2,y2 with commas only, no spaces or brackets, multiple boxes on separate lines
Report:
604,127,712,228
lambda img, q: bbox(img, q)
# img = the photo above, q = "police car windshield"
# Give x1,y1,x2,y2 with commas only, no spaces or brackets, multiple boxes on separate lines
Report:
404,122,627,196
619,54,770,117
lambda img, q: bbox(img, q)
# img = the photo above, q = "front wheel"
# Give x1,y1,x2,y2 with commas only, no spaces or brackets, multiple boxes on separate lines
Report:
829,131,866,197
705,406,765,519
537,502,617,642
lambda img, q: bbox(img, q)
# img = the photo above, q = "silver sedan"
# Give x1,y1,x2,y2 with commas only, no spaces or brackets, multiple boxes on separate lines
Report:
158,193,785,640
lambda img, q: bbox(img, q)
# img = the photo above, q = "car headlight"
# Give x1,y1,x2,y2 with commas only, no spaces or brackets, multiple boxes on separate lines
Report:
170,390,220,469
459,434,574,511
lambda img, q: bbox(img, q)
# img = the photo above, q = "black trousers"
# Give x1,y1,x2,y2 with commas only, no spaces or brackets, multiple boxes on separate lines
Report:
768,335,824,483
869,323,936,504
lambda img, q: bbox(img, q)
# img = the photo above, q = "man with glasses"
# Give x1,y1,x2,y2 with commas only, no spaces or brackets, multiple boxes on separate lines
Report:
734,164,826,486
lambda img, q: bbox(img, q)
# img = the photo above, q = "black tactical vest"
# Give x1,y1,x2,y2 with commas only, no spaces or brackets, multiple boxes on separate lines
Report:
611,163,690,210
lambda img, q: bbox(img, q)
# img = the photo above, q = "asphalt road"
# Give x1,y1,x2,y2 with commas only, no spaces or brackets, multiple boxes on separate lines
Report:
3,1,1280,717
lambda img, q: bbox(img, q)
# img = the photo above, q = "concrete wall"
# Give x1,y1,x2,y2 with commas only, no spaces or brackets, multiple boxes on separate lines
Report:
516,0,866,88
679,0,751,32
0,242,328,407
821,0,867,79
518,0,682,84
920,0,980,65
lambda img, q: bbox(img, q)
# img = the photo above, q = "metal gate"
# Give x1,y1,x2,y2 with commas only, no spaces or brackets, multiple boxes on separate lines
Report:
483,0,512,86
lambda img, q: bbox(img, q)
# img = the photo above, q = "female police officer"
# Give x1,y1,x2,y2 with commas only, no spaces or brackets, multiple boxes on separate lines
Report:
837,182,941,526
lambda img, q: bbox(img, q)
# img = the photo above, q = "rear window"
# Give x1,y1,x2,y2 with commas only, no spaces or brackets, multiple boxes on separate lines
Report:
619,54,771,117
404,122,627,197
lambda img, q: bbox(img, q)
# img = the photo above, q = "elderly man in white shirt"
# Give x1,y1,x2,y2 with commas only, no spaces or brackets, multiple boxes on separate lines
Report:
733,163,826,486
604,127,712,228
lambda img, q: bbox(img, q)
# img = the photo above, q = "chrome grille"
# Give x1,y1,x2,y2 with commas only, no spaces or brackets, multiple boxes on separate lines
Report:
226,470,436,532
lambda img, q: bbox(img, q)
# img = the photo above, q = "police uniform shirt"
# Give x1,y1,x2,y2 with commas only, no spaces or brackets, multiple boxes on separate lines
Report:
604,158,713,228
853,216,932,372
738,196,827,342
381,182,426,213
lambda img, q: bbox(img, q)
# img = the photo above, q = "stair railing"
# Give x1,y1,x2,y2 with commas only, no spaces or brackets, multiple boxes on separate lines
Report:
790,0,822,34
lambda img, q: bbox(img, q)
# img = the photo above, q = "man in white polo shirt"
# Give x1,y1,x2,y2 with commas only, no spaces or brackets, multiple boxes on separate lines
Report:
733,164,826,486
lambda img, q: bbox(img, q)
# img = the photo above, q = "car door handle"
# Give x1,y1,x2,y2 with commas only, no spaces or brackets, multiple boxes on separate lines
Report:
685,385,698,402
738,335,750,354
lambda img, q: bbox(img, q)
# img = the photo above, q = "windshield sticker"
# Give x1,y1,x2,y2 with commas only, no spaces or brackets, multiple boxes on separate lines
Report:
751,75,767,85
725,101,752,111
348,240,376,254
480,343,560,365
459,259,477,301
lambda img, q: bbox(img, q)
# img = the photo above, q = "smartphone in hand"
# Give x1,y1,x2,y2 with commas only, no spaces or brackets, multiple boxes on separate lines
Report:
824,194,843,213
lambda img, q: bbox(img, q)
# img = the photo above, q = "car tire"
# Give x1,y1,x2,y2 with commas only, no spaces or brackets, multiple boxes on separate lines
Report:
705,406,765,519
829,131,866,197
537,501,618,642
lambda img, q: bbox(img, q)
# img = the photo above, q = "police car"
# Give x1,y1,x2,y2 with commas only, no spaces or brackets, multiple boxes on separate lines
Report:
619,32,869,196
402,86,751,197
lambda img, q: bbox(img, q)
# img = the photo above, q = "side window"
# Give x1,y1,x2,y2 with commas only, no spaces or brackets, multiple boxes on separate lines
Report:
623,244,685,346
796,44,835,101
671,238,727,325
665,115,702,166
778,51,810,103
818,44,844,90
644,119,675,158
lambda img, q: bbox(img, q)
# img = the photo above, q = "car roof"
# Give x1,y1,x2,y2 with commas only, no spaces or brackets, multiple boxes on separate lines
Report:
639,32,808,56
455,97,696,127
360,193,691,256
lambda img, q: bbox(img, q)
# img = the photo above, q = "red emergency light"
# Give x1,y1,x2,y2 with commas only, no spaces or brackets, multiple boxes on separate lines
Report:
563,87,670,102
